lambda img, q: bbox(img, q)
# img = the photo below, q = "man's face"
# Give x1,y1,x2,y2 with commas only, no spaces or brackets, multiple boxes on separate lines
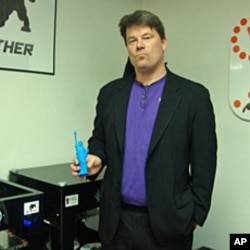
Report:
125,24,167,73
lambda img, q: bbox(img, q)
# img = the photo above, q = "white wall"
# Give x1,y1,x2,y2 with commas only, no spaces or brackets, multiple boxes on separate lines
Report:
143,1,250,249
1,1,250,249
0,0,141,179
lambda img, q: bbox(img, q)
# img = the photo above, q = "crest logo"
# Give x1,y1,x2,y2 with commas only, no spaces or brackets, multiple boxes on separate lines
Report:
229,17,250,121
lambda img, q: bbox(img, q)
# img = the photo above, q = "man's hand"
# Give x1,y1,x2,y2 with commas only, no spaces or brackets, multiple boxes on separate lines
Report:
86,154,102,175
70,154,102,180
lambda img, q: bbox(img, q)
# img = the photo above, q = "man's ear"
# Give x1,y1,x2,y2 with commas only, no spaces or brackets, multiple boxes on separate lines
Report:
162,37,167,51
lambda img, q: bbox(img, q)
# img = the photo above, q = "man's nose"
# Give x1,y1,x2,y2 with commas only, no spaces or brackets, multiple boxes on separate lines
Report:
136,39,145,49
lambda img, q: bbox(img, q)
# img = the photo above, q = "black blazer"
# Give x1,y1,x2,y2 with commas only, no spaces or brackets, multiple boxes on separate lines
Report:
88,68,217,245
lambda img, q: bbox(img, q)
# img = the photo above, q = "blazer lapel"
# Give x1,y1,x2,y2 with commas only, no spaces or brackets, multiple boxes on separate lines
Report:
148,71,182,157
114,76,134,153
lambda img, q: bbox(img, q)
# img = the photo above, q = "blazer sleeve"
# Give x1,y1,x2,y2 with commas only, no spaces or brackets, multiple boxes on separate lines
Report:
190,87,217,226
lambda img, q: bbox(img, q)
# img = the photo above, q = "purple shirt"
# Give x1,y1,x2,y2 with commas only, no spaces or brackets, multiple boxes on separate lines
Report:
121,75,166,206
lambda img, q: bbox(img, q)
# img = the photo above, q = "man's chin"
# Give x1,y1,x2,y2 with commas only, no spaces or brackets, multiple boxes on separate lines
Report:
135,61,148,68
135,64,150,72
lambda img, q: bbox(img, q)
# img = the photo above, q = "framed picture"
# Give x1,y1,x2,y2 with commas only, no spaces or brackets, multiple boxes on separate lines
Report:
0,0,57,75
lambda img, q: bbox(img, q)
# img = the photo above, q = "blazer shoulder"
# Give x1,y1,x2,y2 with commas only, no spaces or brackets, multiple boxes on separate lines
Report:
167,69,210,96
100,75,133,92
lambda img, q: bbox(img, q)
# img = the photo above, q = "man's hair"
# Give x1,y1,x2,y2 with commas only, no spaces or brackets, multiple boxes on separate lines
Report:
118,10,166,45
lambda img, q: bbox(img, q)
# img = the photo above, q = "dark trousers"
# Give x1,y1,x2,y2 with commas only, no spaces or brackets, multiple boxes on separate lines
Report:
102,205,193,250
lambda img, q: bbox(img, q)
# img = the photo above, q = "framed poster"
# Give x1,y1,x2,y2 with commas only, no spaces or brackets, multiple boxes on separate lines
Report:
0,0,57,75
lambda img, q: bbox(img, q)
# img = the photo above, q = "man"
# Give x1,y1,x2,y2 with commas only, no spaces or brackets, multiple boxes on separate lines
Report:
71,10,217,250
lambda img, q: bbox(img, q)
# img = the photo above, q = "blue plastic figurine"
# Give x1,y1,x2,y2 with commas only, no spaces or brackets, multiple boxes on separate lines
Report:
74,131,89,176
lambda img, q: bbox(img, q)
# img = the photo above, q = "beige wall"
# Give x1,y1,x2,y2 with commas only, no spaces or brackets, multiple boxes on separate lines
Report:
1,1,250,249
0,0,141,178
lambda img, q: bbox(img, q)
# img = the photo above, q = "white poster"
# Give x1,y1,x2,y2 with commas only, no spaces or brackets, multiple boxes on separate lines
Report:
0,0,57,74
229,16,250,121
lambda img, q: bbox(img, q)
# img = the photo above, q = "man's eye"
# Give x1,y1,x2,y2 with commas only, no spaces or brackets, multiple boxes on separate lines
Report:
144,36,151,40
128,39,136,44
